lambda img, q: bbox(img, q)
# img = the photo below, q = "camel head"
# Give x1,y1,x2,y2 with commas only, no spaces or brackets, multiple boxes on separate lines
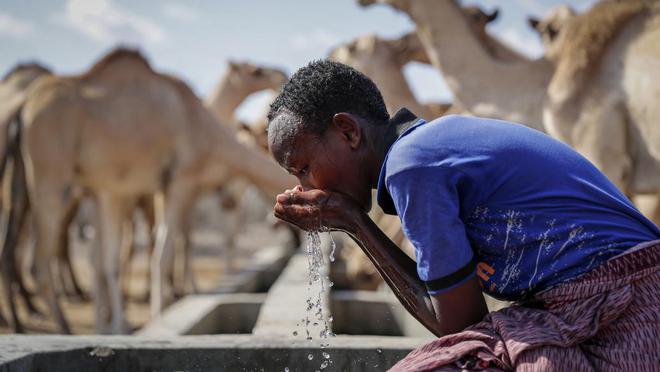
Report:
328,34,398,74
528,5,577,60
237,117,270,152
464,6,499,29
386,32,430,64
2,62,52,88
226,61,288,93
463,5,499,40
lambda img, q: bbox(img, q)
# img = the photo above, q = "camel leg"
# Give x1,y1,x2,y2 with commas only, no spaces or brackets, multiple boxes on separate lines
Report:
15,255,39,316
151,182,196,317
0,306,7,327
224,196,244,275
59,199,87,301
0,210,26,333
128,195,157,303
15,209,40,315
0,146,32,333
90,221,111,333
142,196,156,302
182,206,198,294
120,218,135,302
31,189,73,334
97,192,134,334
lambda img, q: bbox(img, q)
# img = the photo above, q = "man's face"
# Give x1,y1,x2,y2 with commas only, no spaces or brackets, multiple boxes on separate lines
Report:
269,113,374,212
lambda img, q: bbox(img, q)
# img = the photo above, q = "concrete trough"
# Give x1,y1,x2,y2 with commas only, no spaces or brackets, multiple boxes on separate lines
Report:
214,244,294,294
141,236,435,338
0,335,426,372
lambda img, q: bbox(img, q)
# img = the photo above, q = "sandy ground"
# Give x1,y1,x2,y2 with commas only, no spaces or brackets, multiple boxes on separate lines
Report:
0,192,293,335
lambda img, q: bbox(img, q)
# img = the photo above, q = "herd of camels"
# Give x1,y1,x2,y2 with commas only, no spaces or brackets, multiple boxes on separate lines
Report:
0,0,658,335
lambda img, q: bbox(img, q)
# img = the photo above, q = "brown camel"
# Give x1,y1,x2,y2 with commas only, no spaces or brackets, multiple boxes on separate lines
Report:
2,48,295,334
121,61,288,301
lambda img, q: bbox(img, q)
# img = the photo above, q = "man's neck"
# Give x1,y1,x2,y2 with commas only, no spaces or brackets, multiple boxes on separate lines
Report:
371,108,420,188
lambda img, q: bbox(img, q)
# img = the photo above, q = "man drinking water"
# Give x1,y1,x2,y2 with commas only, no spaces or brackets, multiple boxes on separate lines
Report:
267,60,659,371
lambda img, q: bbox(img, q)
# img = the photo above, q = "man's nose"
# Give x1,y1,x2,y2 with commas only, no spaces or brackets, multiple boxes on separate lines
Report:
299,179,316,192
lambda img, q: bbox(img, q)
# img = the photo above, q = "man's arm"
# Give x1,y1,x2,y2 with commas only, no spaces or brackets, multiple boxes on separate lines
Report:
273,188,488,336
348,211,488,337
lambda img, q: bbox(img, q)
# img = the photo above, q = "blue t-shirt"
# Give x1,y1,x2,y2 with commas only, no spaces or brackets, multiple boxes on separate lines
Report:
377,111,660,300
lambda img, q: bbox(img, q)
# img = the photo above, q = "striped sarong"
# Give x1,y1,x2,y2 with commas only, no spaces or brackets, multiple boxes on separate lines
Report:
390,240,660,371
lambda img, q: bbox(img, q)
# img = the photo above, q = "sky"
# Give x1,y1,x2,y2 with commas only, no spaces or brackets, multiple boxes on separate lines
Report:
0,0,596,123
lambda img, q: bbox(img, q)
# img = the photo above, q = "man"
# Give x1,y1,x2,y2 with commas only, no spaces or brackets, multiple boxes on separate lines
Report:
268,60,659,371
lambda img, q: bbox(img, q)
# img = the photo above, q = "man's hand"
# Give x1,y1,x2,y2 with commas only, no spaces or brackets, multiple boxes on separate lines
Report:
274,186,362,233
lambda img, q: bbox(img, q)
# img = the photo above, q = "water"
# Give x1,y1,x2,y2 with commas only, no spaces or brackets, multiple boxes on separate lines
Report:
292,229,336,370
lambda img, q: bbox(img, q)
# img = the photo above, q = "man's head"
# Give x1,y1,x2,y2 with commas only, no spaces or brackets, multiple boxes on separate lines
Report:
267,60,390,211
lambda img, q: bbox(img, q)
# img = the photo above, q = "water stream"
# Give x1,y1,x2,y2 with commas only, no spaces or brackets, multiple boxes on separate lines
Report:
289,229,336,371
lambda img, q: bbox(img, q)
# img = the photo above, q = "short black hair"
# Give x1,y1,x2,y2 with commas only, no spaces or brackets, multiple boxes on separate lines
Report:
267,60,389,135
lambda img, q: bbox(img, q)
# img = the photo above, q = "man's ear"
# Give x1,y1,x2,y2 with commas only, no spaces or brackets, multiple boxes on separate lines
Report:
332,113,362,149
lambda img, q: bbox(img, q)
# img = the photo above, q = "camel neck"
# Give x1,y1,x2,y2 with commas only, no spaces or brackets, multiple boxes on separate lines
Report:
371,62,432,120
205,74,250,125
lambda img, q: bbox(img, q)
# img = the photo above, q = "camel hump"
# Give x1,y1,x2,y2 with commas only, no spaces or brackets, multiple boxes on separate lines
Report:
550,0,654,102
2,62,51,82
82,47,153,79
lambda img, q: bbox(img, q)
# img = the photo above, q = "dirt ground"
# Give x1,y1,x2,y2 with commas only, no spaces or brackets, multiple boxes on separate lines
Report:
0,193,293,335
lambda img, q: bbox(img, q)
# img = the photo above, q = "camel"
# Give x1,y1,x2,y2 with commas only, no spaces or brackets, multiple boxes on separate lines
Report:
203,61,289,275
120,61,289,301
2,48,295,334
359,0,660,225
530,1,660,207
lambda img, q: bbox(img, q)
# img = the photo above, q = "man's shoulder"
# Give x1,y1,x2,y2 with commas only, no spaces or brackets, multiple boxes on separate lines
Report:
385,115,475,174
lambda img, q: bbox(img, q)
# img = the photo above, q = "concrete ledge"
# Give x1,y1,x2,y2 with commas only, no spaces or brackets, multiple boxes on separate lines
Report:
0,335,429,372
137,293,265,336
332,290,434,338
